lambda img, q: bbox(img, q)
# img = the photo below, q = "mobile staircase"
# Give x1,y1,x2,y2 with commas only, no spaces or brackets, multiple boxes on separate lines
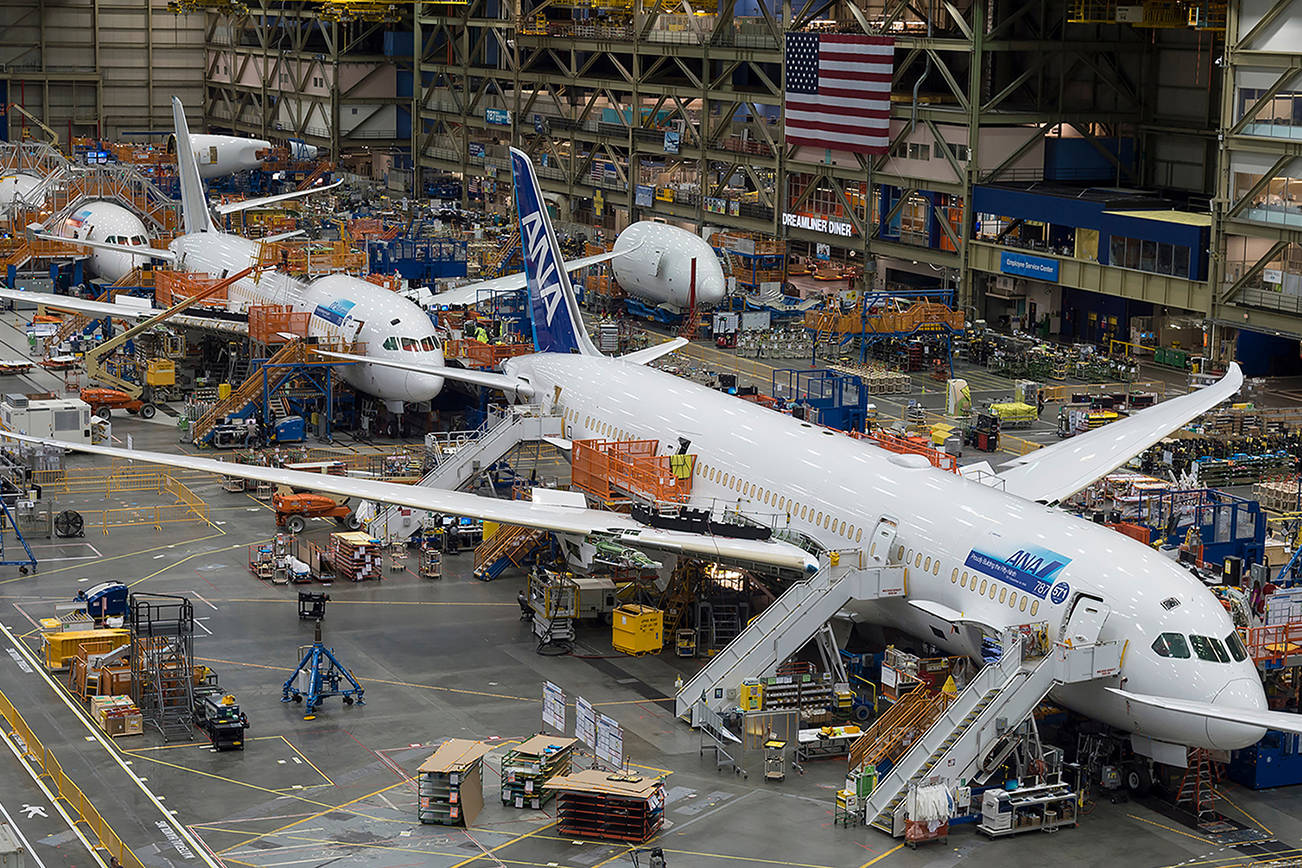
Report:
862,635,1123,837
191,340,310,444
367,404,563,542
674,544,907,718
473,523,549,581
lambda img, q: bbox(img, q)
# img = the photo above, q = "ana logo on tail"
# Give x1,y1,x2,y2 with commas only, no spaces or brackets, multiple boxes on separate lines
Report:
521,211,564,326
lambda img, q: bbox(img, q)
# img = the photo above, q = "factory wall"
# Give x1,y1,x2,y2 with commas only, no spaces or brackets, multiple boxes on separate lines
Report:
0,0,205,139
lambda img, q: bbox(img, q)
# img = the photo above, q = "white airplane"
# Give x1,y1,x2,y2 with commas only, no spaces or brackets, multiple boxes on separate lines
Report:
6,147,1296,762
430,221,725,311
169,132,319,179
0,173,41,209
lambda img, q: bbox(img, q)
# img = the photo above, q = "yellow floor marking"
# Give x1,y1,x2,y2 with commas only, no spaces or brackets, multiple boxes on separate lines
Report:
1214,788,1271,834
216,780,410,855
1126,813,1216,844
129,538,252,588
196,655,541,703
445,819,558,868
0,530,228,582
858,843,906,868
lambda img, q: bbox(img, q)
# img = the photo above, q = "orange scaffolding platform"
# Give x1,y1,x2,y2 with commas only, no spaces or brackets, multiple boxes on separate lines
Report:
571,439,695,504
443,339,535,368
249,304,310,344
153,271,230,309
852,429,959,473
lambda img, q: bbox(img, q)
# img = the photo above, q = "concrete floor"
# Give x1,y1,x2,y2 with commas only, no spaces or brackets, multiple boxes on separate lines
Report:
0,315,1300,868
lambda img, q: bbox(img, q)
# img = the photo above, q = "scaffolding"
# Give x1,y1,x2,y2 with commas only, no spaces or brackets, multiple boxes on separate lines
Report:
129,594,195,743
571,439,695,504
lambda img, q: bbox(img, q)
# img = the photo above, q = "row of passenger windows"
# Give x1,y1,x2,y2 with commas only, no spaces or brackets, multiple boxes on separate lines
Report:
381,336,439,352
695,459,865,543
562,407,634,442
1151,631,1248,663
894,543,1043,618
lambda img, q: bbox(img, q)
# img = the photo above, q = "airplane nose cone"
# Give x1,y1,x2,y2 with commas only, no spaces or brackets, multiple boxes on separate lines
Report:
1207,678,1268,750
403,370,444,402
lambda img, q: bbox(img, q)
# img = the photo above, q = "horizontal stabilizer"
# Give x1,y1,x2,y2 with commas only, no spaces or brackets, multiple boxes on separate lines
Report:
213,180,343,215
1108,687,1301,735
0,431,817,574
317,351,536,399
997,363,1244,503
27,228,176,262
620,337,687,366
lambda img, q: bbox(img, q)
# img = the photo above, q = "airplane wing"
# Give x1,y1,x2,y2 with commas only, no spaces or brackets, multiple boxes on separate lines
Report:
0,288,250,336
620,338,688,366
317,351,537,399
0,431,818,574
28,229,176,262
0,288,163,319
1108,687,1302,736
430,248,631,307
213,180,344,215
996,363,1244,504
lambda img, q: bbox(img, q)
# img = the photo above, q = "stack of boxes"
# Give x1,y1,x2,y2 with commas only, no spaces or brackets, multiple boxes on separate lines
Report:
330,532,383,582
500,735,577,809
91,695,143,737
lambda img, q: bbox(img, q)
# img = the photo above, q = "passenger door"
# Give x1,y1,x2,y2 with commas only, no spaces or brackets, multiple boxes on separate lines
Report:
867,517,898,566
1061,594,1109,647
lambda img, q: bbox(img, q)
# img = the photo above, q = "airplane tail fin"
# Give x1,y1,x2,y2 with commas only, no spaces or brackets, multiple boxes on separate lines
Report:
509,147,601,356
171,97,213,234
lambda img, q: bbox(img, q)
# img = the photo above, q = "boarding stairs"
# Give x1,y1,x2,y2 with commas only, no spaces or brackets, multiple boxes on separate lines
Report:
847,688,955,773
481,229,521,279
473,523,548,581
367,405,563,542
863,637,1124,837
191,340,308,444
674,553,907,717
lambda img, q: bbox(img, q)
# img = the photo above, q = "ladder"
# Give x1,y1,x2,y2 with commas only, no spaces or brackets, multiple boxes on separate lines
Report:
1175,748,1220,821
709,604,741,651
674,558,906,718
482,229,521,278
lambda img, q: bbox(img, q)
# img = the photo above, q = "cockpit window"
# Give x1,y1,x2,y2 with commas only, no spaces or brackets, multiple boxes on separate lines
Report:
1151,633,1190,659
401,337,419,351
420,336,438,352
1190,634,1230,663
1226,632,1248,663
382,337,399,351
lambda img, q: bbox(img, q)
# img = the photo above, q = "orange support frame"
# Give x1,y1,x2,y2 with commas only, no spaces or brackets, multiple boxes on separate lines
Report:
1243,622,1302,667
249,304,311,344
571,439,694,504
853,430,959,473
153,271,230,308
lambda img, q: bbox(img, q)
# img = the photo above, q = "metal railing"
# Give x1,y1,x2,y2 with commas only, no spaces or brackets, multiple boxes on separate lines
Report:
0,688,148,868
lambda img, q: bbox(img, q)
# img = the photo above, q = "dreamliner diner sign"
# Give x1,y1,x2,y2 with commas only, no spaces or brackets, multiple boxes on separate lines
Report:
782,212,855,237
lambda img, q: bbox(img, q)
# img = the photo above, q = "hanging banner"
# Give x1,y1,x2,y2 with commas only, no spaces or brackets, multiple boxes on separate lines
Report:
542,681,566,733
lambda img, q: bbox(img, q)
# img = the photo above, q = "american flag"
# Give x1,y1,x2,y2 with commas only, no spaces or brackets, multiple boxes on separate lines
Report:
785,33,895,155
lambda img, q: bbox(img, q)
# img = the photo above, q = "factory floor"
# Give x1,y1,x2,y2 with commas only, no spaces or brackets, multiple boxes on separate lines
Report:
0,418,1300,868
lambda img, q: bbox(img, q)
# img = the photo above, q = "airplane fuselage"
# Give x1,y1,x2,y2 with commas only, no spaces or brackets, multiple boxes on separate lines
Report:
505,351,1266,752
170,231,444,409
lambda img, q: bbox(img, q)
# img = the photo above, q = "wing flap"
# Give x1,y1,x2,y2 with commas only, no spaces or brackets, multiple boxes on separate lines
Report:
997,363,1244,503
0,432,816,574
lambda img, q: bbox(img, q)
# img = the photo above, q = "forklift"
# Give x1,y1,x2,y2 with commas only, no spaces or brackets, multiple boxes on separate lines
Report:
964,410,1001,453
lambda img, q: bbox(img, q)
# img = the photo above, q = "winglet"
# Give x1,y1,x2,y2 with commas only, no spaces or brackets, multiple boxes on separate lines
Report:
171,97,213,234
